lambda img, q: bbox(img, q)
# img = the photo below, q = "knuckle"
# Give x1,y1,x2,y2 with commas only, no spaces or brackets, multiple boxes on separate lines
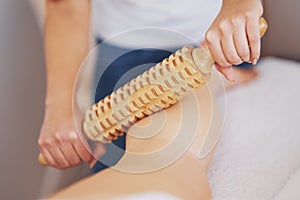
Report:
249,35,260,43
67,132,78,142
38,140,44,148
54,132,63,142
218,20,230,34
205,30,217,43
229,55,241,64
54,132,77,143
239,49,249,58
38,138,54,147
245,12,255,19
230,17,243,27
233,59,242,64
43,138,54,146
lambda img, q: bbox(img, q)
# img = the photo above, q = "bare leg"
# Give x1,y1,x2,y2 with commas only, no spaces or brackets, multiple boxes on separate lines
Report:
46,84,217,200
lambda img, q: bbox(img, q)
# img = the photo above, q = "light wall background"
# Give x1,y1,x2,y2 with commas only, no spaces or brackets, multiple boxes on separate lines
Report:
263,0,300,61
0,0,89,200
0,0,299,200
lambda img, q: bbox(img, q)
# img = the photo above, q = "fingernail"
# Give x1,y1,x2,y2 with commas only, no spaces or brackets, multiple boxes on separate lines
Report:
226,73,235,82
252,59,257,65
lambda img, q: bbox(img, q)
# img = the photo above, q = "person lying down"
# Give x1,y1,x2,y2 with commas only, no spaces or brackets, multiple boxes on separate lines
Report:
46,69,256,200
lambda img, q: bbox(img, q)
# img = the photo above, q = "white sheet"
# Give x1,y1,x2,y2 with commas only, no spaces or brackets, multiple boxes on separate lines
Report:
207,57,300,200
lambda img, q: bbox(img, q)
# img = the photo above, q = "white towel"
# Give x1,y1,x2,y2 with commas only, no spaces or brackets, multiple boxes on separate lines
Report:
207,57,300,200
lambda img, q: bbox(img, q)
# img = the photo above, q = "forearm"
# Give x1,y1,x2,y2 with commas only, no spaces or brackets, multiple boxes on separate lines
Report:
45,0,90,109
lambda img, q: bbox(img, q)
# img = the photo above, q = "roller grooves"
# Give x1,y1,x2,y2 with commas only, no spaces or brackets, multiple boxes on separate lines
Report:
84,46,211,143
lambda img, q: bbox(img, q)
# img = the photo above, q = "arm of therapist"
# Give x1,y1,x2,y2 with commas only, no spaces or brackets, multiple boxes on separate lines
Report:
38,0,102,169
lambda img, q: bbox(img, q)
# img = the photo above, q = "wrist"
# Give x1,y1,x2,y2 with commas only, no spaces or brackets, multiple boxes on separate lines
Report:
221,0,263,16
45,81,74,106
45,95,73,113
44,83,82,119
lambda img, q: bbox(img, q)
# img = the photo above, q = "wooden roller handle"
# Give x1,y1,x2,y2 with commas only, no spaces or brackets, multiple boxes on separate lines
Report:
38,17,268,166
38,153,48,166
259,17,268,37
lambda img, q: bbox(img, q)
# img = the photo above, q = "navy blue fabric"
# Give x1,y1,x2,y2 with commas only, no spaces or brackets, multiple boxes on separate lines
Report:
91,40,175,173
234,62,254,68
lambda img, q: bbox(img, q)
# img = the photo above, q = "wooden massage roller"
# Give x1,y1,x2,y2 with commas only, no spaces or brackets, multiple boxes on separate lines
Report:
38,18,268,165
84,46,212,143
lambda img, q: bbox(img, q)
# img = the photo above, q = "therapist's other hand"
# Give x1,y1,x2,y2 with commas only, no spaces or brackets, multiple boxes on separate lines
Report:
38,105,100,169
205,0,263,81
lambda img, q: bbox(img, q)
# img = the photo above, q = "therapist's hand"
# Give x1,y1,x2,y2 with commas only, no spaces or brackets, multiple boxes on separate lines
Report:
205,0,263,81
38,104,105,169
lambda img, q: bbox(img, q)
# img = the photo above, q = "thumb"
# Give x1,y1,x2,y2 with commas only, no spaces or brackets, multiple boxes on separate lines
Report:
199,41,235,82
216,65,235,82
89,143,106,168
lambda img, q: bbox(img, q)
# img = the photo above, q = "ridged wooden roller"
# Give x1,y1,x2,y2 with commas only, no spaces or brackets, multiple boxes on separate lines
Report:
38,17,268,166
84,46,213,143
